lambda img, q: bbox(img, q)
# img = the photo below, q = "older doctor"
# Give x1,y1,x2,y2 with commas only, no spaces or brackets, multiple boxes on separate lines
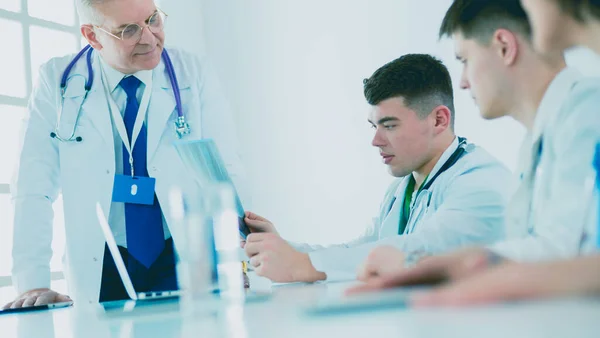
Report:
4,0,243,308
350,0,600,298
242,54,511,283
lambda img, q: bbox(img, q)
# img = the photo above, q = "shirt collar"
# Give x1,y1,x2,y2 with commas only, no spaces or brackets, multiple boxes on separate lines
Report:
98,54,153,93
532,67,582,141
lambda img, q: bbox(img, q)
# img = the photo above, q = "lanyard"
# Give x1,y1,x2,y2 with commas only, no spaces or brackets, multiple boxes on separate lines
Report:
100,61,153,177
420,137,467,192
395,137,467,233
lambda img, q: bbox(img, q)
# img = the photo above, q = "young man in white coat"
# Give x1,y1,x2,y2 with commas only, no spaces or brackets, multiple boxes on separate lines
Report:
350,0,600,300
241,54,512,283
4,0,244,308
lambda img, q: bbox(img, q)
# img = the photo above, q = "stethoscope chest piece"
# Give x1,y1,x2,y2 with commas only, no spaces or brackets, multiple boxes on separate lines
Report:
175,116,191,139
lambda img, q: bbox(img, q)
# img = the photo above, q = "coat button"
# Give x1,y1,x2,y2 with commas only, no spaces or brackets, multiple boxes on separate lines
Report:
93,257,98,262
106,169,111,174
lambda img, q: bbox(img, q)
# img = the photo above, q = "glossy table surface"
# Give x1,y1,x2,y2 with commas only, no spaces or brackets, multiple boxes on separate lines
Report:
1,275,600,338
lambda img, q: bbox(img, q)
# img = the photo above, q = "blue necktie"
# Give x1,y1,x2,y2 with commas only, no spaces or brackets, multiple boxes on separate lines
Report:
120,76,165,268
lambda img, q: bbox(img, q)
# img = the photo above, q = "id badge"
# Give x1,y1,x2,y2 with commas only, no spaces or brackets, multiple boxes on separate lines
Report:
112,175,156,205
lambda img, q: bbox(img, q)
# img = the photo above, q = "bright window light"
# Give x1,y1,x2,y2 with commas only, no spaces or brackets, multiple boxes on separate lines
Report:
0,0,78,285
0,0,20,12
0,18,27,98
0,194,15,277
29,25,78,86
0,105,25,182
28,0,76,26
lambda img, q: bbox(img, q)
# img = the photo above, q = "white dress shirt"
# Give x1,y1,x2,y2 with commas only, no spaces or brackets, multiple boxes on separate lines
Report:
489,68,600,261
99,56,171,248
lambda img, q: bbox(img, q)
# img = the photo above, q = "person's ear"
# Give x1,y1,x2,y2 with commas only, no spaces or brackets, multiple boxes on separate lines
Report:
431,105,452,134
81,25,103,50
492,28,519,66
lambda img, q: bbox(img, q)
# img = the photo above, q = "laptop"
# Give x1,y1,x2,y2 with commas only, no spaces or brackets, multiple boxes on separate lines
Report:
96,204,184,302
96,196,269,305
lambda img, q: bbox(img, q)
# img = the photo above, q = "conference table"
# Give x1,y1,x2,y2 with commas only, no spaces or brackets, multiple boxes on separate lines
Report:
1,275,600,338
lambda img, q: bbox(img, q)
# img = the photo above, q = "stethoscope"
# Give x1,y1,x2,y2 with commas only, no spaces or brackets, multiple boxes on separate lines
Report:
50,44,191,143
386,137,469,233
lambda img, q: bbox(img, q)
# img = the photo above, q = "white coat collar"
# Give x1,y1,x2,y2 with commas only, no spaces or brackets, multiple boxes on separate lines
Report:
63,47,192,94
504,68,583,235
533,68,582,142
393,136,460,198
145,47,192,160
63,47,192,160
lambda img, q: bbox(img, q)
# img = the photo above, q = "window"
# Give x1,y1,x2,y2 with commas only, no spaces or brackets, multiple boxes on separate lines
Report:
0,0,20,13
0,0,81,303
0,18,27,99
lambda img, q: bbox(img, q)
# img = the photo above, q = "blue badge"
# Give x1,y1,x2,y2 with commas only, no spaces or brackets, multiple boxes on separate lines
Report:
112,175,156,205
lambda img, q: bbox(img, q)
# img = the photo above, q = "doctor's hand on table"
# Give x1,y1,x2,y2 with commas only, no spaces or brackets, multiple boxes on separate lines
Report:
357,246,407,282
347,247,506,295
2,288,71,309
401,255,600,307
242,212,326,283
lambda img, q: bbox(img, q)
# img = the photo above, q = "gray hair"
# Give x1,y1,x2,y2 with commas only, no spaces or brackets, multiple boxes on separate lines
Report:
75,0,107,25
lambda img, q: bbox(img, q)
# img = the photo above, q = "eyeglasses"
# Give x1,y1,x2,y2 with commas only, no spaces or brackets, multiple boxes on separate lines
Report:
95,8,168,46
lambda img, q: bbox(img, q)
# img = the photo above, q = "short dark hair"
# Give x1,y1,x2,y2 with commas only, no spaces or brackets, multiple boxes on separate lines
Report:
363,54,455,129
554,0,600,21
439,0,532,44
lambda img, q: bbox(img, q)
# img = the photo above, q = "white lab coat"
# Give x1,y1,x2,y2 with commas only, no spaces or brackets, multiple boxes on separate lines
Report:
293,138,512,281
10,48,245,305
489,68,600,261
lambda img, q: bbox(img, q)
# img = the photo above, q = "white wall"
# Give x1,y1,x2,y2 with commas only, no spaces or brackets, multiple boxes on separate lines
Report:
158,0,527,245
